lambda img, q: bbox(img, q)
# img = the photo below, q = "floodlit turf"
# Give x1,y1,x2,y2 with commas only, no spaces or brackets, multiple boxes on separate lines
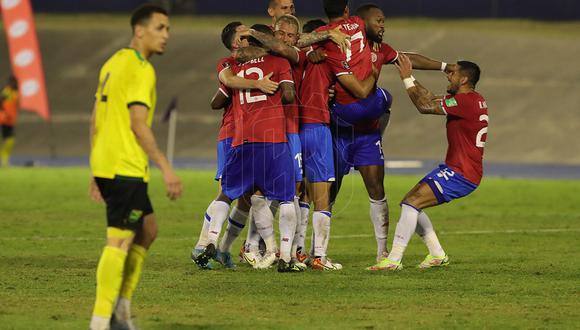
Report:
0,168,579,329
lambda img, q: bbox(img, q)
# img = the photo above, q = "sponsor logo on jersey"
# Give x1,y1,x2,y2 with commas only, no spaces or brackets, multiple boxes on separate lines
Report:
445,97,458,107
341,61,350,70
128,209,143,223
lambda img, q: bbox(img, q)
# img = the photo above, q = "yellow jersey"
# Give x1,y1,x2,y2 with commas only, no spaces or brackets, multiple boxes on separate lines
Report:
90,48,156,182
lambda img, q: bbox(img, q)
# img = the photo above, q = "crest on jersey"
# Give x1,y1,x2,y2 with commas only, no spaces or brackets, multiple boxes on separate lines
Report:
371,52,378,63
221,61,231,69
445,97,458,107
341,61,350,70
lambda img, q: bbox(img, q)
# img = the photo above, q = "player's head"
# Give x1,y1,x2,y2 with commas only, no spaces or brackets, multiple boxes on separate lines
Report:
323,0,349,20
249,24,274,47
7,75,18,90
302,19,326,33
268,0,296,22
356,4,384,43
447,60,481,93
274,15,300,47
130,4,170,56
221,21,249,51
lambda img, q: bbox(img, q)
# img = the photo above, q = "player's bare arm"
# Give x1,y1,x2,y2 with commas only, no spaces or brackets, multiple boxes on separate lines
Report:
88,101,103,203
337,65,378,99
395,53,445,116
130,104,183,200
210,89,230,110
241,29,300,64
297,26,350,52
402,52,456,72
279,81,295,104
234,45,269,63
219,68,278,94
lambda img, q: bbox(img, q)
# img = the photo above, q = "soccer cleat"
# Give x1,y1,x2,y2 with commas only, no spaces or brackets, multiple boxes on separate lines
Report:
238,241,247,263
254,251,277,269
110,314,139,330
418,254,449,269
366,257,403,271
191,248,214,270
291,258,308,271
216,250,236,269
192,243,217,269
311,257,343,271
242,250,261,267
296,251,308,263
277,259,305,273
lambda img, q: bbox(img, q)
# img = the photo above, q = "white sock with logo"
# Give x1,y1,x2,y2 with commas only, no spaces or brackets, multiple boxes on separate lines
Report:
250,195,277,252
206,200,231,246
219,207,249,253
388,204,420,262
369,197,389,258
194,204,211,250
416,211,445,257
279,201,298,262
312,211,331,257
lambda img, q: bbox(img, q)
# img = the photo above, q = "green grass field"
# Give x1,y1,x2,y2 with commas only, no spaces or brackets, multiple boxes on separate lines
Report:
0,168,579,329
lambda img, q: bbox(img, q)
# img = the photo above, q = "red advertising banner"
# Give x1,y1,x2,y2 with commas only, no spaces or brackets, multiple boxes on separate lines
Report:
1,0,50,121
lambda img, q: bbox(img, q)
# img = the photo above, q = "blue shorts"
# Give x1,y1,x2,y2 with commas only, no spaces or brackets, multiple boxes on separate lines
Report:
334,130,384,176
299,123,336,183
221,143,295,202
215,137,233,181
331,88,392,127
287,133,303,183
421,164,478,204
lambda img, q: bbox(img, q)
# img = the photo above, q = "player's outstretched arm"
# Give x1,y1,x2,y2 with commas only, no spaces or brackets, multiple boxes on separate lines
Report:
130,104,183,200
210,89,230,110
402,52,456,72
395,54,445,116
242,29,300,64
297,26,350,53
219,68,278,94
235,46,269,63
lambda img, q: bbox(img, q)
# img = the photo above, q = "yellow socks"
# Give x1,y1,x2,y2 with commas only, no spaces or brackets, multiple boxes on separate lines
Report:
1,137,14,167
92,246,128,318
119,244,147,303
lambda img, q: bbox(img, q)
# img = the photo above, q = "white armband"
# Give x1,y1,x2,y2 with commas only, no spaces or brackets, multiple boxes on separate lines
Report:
403,76,416,89
441,62,447,72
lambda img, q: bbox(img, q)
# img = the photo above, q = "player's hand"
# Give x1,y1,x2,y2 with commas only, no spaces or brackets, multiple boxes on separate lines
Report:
257,72,279,94
328,85,336,102
328,26,351,53
163,170,183,201
394,53,413,79
307,48,327,64
89,177,104,203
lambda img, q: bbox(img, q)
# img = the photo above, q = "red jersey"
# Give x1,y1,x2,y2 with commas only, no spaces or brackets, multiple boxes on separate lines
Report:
216,57,236,141
299,56,334,125
285,48,308,134
229,55,294,147
353,42,399,133
441,91,489,185
316,16,373,105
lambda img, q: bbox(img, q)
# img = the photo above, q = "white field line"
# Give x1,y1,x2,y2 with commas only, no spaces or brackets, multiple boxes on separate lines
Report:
0,228,578,242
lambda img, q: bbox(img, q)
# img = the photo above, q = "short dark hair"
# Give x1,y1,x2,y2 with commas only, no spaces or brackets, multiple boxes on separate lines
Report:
355,3,381,19
221,21,243,51
323,0,348,19
302,19,326,33
457,60,481,88
268,0,278,9
249,24,274,47
130,4,168,31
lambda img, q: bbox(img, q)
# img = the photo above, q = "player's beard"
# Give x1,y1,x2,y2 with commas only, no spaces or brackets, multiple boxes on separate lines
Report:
368,31,382,44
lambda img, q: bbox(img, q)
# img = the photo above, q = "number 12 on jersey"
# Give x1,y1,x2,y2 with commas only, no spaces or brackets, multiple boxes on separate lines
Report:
237,68,267,105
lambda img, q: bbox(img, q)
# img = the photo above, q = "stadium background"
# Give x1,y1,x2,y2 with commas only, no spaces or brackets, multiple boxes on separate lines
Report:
1,0,580,170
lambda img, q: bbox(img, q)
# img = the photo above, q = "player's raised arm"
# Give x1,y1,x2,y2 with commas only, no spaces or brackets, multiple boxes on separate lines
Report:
129,104,183,199
402,52,457,73
297,25,350,53
238,28,300,64
337,64,379,99
395,53,445,116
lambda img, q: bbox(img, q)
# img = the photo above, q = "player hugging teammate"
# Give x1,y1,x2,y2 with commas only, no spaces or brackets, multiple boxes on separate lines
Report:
191,0,488,272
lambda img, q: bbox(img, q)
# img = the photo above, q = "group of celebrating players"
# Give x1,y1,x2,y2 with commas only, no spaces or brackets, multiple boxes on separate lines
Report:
88,1,488,329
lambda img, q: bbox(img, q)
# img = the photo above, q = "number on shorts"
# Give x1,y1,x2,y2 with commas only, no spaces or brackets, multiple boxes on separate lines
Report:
295,152,303,175
237,67,267,105
476,114,489,148
375,140,384,160
437,168,455,181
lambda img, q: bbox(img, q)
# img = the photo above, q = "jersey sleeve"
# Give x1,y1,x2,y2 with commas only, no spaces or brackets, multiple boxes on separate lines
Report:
441,94,469,118
216,58,232,79
381,43,399,65
126,66,155,109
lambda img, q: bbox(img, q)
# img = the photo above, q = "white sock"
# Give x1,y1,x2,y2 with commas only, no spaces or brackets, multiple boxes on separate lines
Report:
279,201,298,262
219,207,249,253
312,211,331,257
291,197,301,257
297,202,310,254
194,205,212,250
245,212,260,252
206,200,231,245
114,297,131,321
416,211,445,257
251,195,277,252
369,197,389,258
388,204,420,262
89,316,110,330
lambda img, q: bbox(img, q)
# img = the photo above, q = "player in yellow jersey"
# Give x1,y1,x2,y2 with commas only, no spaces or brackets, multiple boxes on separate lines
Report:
88,4,182,330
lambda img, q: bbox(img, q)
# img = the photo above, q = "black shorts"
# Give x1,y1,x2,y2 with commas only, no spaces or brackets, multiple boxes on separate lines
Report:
95,176,154,231
1,125,14,139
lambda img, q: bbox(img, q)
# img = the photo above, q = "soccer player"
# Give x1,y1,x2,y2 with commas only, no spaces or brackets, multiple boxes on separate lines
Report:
88,5,182,330
369,54,488,270
191,21,279,270
267,0,295,27
0,75,18,168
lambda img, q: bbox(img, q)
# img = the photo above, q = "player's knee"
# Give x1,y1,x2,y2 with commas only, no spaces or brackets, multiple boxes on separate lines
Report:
366,184,385,201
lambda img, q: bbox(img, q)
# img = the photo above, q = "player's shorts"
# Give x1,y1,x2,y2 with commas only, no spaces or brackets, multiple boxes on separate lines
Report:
215,137,233,181
287,133,303,183
221,142,295,202
1,125,14,139
95,176,153,231
420,164,478,204
334,130,384,176
330,88,392,127
299,123,335,183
